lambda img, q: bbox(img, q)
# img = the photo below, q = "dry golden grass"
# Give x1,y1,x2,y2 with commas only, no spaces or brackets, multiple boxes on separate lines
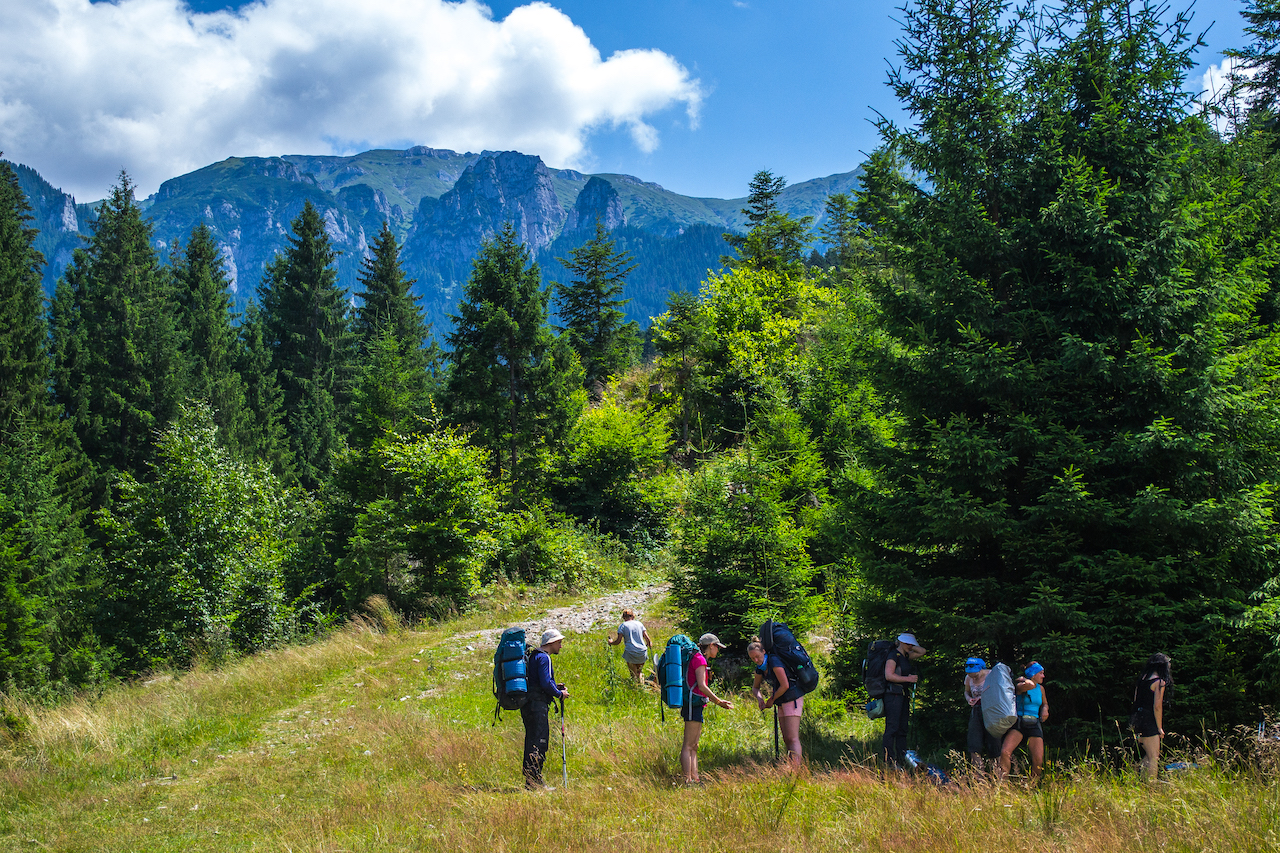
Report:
1,594,1277,852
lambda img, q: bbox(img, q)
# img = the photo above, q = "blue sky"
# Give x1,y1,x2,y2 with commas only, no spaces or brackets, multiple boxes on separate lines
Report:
0,1,1254,201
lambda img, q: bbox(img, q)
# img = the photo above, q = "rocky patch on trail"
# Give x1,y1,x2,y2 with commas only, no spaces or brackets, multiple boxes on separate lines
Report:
452,583,668,648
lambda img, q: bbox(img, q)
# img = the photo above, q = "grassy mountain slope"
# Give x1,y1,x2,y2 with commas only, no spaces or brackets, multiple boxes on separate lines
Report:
2,587,1274,852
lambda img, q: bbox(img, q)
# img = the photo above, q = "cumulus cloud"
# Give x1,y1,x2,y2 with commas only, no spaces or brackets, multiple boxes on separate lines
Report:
0,0,703,199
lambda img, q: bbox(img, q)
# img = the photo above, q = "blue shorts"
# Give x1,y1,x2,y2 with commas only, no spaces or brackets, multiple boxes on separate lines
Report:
681,694,707,723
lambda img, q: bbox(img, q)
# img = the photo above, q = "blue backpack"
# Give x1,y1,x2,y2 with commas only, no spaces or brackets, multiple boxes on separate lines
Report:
656,634,699,721
493,627,530,721
760,620,820,696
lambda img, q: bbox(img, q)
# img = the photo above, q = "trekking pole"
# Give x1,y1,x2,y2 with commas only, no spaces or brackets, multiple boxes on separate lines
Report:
559,696,568,789
773,706,780,760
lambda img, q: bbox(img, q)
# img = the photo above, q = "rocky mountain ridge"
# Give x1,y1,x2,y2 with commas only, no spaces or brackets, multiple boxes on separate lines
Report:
8,149,862,329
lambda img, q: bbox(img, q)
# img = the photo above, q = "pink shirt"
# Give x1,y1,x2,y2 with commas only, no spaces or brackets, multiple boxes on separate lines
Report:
687,651,709,697
964,671,988,706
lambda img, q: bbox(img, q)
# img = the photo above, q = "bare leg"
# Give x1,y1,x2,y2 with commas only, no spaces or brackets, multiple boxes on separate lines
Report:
626,660,643,684
1027,737,1044,785
681,721,702,783
1138,734,1160,780
780,714,803,767
998,729,1024,779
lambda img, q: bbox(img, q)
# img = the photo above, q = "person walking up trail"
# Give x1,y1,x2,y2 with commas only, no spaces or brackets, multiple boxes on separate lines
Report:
747,637,804,767
1132,653,1172,781
522,629,568,791
998,662,1048,785
606,608,652,685
882,633,924,769
681,633,733,784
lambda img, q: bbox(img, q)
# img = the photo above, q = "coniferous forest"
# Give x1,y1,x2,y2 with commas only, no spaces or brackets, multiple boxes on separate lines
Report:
1,0,1279,753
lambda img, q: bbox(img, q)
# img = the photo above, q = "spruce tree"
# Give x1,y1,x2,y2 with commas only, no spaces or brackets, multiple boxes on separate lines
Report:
258,201,354,490
234,301,295,482
0,159,95,691
845,0,1280,732
552,222,640,389
446,223,584,502
352,223,438,404
722,169,813,274
49,172,183,499
0,160,52,432
173,223,251,455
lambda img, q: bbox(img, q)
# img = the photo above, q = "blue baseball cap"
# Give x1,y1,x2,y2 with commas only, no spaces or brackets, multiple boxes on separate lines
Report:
1025,661,1044,678
964,657,986,673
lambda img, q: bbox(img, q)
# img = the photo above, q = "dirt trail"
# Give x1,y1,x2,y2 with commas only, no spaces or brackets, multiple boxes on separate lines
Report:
451,582,668,648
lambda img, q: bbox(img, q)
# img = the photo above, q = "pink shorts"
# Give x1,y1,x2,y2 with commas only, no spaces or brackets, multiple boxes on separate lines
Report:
777,696,804,718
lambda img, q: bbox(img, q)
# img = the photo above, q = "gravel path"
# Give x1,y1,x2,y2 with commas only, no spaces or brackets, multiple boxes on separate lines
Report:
451,583,669,648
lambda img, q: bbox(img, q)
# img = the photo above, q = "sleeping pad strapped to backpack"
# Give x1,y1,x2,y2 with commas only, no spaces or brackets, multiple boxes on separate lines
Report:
760,620,820,696
493,627,529,720
656,634,699,721
982,662,1017,738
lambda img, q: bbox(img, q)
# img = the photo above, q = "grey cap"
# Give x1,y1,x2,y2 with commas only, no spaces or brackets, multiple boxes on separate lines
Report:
698,633,727,649
540,628,565,646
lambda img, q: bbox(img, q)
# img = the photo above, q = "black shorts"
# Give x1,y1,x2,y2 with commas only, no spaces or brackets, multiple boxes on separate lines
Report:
1131,708,1160,738
681,694,707,723
1012,716,1043,740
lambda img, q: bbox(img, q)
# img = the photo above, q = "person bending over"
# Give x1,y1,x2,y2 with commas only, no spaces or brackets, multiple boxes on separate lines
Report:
681,633,734,784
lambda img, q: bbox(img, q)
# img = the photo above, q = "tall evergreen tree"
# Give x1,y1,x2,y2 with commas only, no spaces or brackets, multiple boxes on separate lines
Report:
352,223,439,403
845,0,1280,734
234,301,295,482
173,223,252,455
446,223,584,502
553,222,641,389
723,169,813,274
258,200,354,490
0,159,52,433
0,159,96,692
49,172,183,500
1225,0,1280,116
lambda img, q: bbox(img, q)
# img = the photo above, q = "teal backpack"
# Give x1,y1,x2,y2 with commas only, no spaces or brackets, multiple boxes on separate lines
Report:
656,634,699,721
493,627,530,722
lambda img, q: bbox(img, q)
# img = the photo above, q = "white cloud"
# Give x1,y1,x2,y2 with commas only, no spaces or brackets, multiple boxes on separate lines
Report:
0,0,703,199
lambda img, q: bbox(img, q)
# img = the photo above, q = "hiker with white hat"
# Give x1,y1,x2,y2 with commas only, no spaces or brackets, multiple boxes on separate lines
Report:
521,628,569,790
882,632,925,768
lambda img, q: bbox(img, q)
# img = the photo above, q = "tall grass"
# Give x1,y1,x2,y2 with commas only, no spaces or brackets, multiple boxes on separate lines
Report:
1,595,1276,852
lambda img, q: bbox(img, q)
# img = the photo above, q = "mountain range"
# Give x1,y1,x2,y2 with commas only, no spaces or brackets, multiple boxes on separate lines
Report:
9,148,862,330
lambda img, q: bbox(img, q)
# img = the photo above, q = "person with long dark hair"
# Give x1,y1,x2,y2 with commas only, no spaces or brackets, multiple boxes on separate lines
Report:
1131,653,1173,780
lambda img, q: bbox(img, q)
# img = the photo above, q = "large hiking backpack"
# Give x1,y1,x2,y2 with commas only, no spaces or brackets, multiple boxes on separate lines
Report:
493,627,530,720
760,620,820,696
862,639,896,699
656,634,699,721
981,662,1017,738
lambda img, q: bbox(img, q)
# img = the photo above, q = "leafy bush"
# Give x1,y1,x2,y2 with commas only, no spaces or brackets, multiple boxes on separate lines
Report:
96,403,305,672
338,424,499,614
551,396,680,544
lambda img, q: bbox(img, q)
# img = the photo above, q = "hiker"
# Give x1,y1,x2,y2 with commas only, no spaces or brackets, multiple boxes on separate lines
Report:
882,633,924,768
964,656,998,770
747,637,804,766
522,628,569,791
997,661,1048,784
606,608,653,685
681,633,734,784
1131,653,1172,781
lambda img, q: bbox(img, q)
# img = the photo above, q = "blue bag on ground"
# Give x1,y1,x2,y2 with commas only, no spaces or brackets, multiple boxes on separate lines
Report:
981,662,1017,738
493,627,530,713
760,619,820,696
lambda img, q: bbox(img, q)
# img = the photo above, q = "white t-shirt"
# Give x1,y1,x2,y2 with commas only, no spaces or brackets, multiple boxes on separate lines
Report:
617,620,648,660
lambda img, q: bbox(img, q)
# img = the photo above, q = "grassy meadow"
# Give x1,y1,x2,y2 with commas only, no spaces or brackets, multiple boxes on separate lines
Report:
1,588,1277,852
